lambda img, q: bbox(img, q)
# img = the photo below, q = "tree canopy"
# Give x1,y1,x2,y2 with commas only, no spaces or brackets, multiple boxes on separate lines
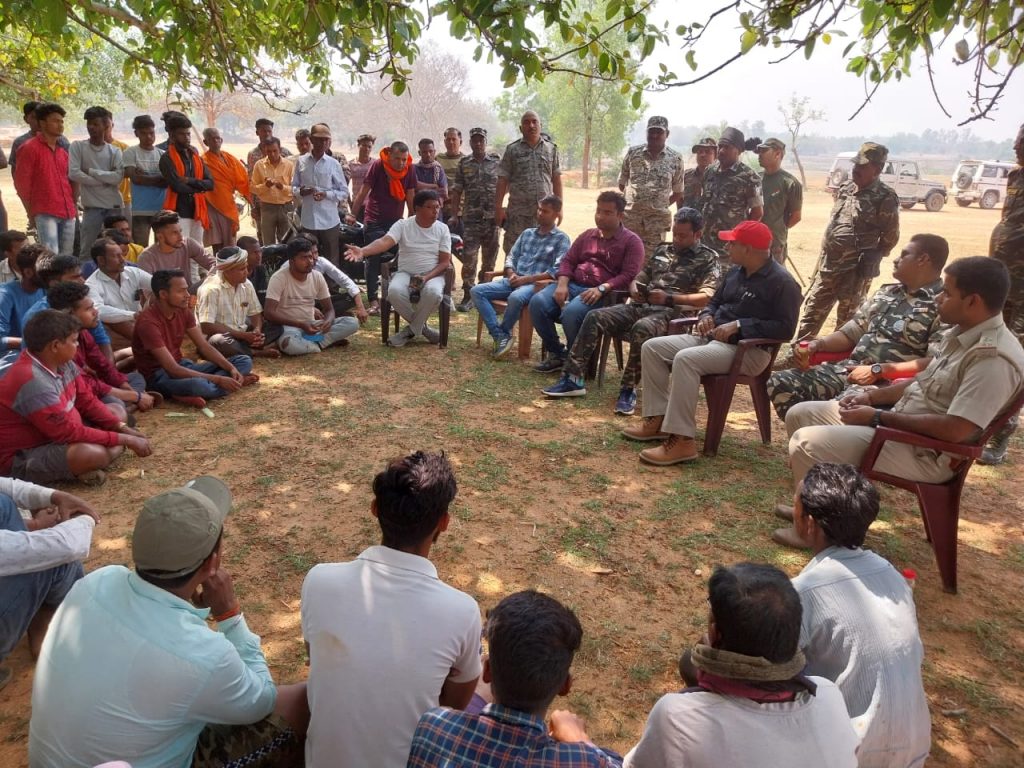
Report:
0,0,1018,124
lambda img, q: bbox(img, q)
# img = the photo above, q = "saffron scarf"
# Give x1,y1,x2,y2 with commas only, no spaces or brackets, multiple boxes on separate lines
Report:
164,145,210,228
379,147,412,202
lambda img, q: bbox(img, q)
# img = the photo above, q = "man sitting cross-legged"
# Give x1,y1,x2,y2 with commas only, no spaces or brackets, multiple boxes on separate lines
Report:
85,235,152,350
624,562,859,768
345,189,453,347
408,590,623,768
301,451,482,768
470,194,570,359
789,464,931,768
531,190,644,372
132,269,257,408
0,241,46,369
543,206,721,411
197,246,282,360
263,237,359,356
774,256,1024,548
1,479,99,692
47,281,157,422
0,310,152,486
623,221,801,465
29,476,307,768
768,233,948,420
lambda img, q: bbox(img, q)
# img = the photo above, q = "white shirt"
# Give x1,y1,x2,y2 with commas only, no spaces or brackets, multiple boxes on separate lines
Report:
0,477,94,578
793,547,931,768
86,266,152,323
623,677,859,768
386,218,452,276
301,545,482,768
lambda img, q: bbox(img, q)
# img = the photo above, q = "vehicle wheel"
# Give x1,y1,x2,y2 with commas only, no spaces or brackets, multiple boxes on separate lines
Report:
980,191,999,209
901,202,916,210
925,192,944,212
956,172,972,190
955,199,971,208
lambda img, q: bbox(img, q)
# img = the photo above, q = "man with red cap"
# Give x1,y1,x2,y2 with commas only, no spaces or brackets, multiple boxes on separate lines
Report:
623,220,801,464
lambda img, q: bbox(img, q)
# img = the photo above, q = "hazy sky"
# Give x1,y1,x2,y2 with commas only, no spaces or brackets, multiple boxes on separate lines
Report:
422,0,1023,142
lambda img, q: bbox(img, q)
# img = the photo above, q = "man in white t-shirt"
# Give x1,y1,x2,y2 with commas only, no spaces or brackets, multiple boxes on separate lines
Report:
788,463,930,768
624,562,858,768
301,451,481,768
263,236,358,356
345,189,452,346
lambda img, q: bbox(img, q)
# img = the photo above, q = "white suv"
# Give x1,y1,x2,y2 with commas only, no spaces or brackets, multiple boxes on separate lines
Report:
826,153,947,212
951,160,1014,209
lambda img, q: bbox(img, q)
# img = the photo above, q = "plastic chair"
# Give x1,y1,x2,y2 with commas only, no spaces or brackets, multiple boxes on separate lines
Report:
668,318,784,456
859,387,1024,594
380,261,455,348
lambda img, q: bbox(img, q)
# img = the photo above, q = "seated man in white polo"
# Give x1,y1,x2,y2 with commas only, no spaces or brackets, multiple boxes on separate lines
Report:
345,190,451,347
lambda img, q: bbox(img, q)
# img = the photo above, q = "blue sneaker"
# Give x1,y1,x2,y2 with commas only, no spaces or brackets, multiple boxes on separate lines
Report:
543,375,587,398
493,334,515,360
614,388,637,415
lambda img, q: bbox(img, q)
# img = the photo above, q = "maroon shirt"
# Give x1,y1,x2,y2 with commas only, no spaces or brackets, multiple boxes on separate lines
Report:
556,225,645,290
131,303,197,380
362,159,416,224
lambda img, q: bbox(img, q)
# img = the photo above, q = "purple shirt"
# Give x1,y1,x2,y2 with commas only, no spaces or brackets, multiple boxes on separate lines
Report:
363,159,417,224
556,225,644,290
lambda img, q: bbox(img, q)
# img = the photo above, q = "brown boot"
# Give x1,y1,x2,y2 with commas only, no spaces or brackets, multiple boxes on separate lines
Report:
640,434,699,466
621,415,668,442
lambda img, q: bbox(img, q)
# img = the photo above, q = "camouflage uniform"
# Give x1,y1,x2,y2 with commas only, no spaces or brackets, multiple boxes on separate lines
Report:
761,168,803,264
498,136,560,256
698,161,763,263
796,178,900,339
618,144,685,256
563,241,722,388
192,714,301,767
438,152,466,220
768,279,943,418
990,163,1024,342
452,151,501,292
680,166,707,210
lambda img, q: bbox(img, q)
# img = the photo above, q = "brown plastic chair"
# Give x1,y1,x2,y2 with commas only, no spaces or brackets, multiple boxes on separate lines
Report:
474,273,552,360
667,318,783,456
380,261,455,348
859,388,1024,594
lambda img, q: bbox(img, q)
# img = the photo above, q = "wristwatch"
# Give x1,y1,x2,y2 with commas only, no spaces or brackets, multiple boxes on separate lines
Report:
870,363,884,377
597,284,607,294
870,409,883,428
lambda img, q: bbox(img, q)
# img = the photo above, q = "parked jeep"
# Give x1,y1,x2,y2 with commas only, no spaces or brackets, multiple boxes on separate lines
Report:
826,152,947,211
951,160,1014,209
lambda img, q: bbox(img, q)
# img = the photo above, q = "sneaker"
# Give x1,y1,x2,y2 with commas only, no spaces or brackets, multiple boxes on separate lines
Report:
493,335,515,360
614,388,637,415
543,375,587,398
422,325,441,344
387,327,415,348
534,353,567,373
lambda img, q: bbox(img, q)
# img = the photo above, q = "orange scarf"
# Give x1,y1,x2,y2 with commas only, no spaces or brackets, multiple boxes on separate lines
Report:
164,145,210,228
379,148,412,202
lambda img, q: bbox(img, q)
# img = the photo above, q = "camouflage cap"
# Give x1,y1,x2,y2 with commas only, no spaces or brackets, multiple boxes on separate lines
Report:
469,127,487,138
853,142,888,166
718,126,745,149
756,138,786,152
357,133,376,143
647,116,669,131
691,137,717,153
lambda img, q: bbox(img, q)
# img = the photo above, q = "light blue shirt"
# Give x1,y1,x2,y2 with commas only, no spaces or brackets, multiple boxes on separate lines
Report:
29,565,277,768
291,152,347,231
507,226,570,278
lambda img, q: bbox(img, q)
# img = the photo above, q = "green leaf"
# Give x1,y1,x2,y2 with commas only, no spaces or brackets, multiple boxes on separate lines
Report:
804,34,816,59
931,0,955,17
740,30,758,53
631,89,642,109
606,0,621,21
392,79,406,96
598,51,610,72
685,50,697,70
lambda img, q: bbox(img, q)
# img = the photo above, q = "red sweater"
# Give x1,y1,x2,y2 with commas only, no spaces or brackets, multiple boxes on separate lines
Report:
74,328,129,398
0,351,121,473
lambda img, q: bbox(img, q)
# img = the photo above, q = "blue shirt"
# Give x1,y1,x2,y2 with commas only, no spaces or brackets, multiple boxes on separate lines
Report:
507,226,571,278
291,152,347,231
29,565,277,768
21,297,112,347
408,703,623,767
0,282,45,348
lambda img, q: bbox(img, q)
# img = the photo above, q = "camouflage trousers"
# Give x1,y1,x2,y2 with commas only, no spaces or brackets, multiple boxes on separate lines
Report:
623,207,672,257
192,714,302,768
767,363,850,419
502,208,538,258
564,303,678,388
996,257,1024,344
460,216,499,292
796,250,871,340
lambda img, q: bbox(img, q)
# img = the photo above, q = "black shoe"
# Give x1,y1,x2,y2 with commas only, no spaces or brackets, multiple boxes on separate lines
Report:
534,353,566,373
456,298,474,312
979,415,1018,466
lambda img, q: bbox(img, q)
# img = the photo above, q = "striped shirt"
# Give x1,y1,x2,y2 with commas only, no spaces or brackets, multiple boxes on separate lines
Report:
506,227,570,278
408,704,622,768
196,272,262,331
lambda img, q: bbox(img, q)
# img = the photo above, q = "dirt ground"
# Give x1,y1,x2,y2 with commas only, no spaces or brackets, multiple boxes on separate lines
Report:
1,160,1022,765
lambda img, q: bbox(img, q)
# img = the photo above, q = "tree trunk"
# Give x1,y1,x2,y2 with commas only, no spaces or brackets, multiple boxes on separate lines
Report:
581,114,593,189
792,147,807,188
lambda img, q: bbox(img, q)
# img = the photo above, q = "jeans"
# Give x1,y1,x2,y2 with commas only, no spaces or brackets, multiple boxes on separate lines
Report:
0,495,84,662
278,317,359,356
364,219,400,302
35,214,77,257
471,278,536,341
528,281,593,355
81,207,122,258
147,356,252,400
